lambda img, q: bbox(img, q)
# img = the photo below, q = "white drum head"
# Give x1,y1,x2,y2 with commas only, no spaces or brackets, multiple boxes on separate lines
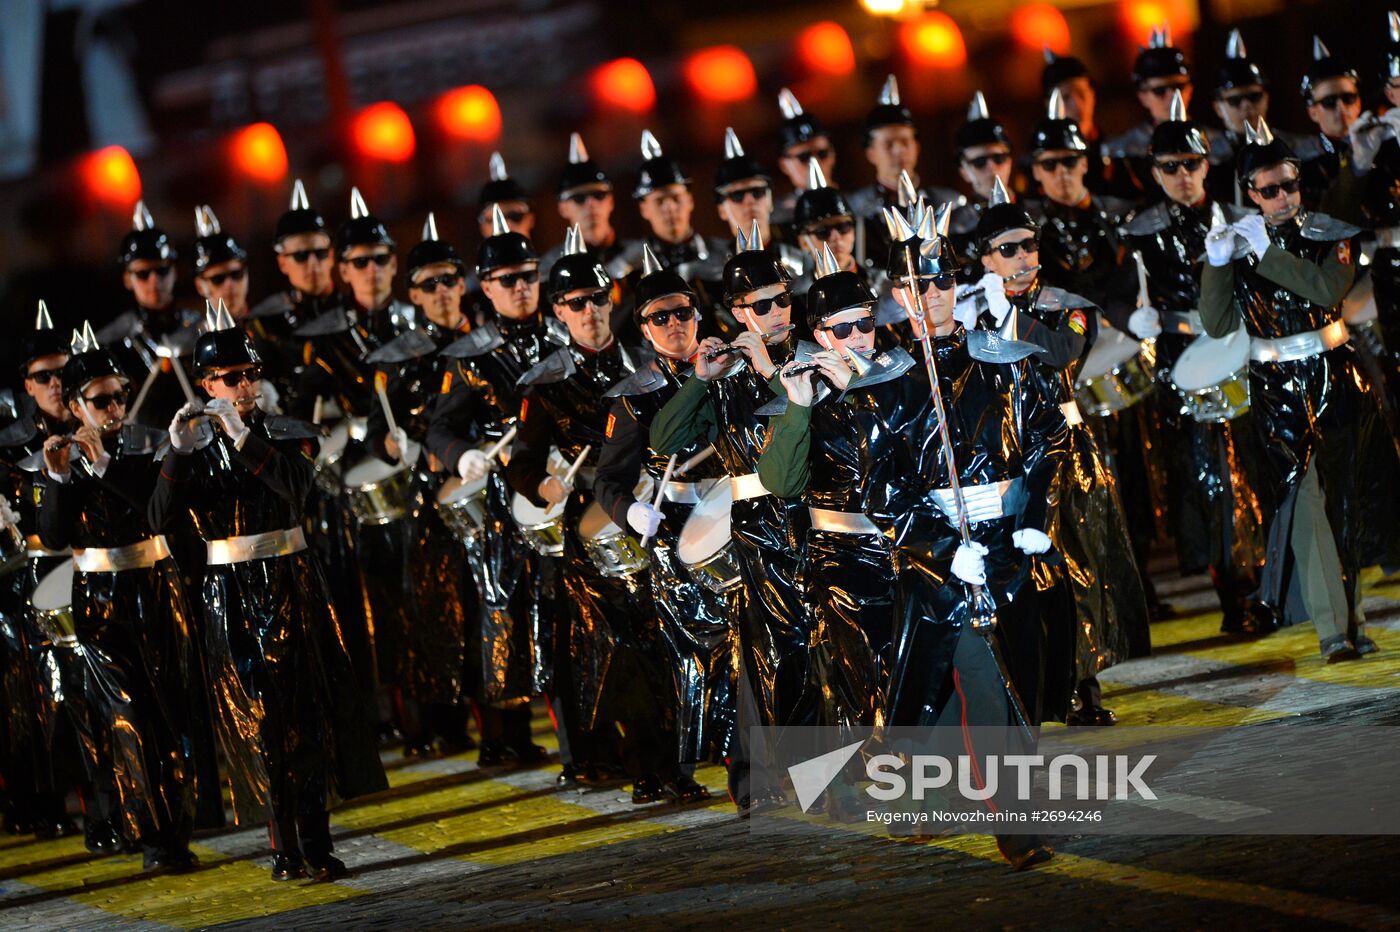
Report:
511,492,565,528
1172,328,1250,392
33,561,73,612
579,502,619,540
342,440,419,487
678,481,733,564
438,475,488,504
317,422,349,465
1080,324,1142,380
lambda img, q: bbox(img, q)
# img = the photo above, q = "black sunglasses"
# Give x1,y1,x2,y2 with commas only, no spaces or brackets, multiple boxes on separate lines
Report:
1035,154,1085,171
811,221,855,239
488,269,539,288
820,316,876,340
964,152,1011,170
414,273,462,294
909,273,958,292
84,389,129,409
202,267,246,286
287,247,331,264
722,184,770,204
130,265,173,281
486,209,531,224
1314,91,1359,110
1221,90,1265,108
734,291,793,317
643,306,697,327
1252,177,1301,199
993,238,1039,258
347,253,393,270
1145,82,1190,98
789,146,833,162
210,366,262,388
25,369,62,385
562,289,611,312
1155,157,1205,175
566,190,610,206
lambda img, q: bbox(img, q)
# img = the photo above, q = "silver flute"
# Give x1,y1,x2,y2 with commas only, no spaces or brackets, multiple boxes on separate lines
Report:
954,264,1041,303
702,323,795,361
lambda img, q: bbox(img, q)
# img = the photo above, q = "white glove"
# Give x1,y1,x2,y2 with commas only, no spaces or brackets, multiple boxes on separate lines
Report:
1234,213,1271,259
1012,528,1053,555
979,271,1012,326
1349,111,1383,173
457,449,491,482
1128,306,1162,340
953,295,981,331
391,427,411,463
0,499,18,531
168,401,204,454
1382,108,1400,133
950,540,989,586
1205,225,1235,267
204,398,249,447
627,501,663,537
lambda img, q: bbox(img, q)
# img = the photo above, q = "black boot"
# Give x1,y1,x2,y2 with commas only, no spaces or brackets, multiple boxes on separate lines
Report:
270,853,307,882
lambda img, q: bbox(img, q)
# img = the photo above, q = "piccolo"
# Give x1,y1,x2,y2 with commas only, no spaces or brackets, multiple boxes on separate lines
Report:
702,323,796,361
955,265,1041,303
782,362,823,376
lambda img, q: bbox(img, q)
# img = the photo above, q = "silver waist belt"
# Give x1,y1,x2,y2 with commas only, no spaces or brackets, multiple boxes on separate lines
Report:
1060,400,1084,426
929,478,1024,526
730,472,771,502
1160,310,1203,336
206,526,308,566
808,507,881,535
660,480,705,505
1249,319,1349,364
25,534,70,559
72,536,171,573
1376,226,1400,249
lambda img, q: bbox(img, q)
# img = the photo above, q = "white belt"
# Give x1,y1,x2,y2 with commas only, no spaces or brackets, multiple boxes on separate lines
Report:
808,506,881,535
72,536,171,573
929,478,1022,525
1060,400,1084,426
1375,226,1400,249
206,526,308,566
1249,319,1349,364
730,472,771,502
25,535,70,559
1160,310,1203,336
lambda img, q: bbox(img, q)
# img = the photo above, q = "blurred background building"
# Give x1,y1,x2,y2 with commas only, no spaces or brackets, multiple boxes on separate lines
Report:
0,0,1393,358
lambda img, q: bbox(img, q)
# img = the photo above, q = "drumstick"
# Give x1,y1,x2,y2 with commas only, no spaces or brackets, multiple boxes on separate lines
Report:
169,354,198,404
1133,250,1150,310
373,373,403,459
312,395,325,425
562,445,591,486
125,362,162,424
484,426,518,462
673,446,715,478
639,454,677,549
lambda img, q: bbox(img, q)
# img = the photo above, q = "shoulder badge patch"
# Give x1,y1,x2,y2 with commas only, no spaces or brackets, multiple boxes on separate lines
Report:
1337,241,1352,265
605,413,616,438
440,370,453,395
1067,309,1087,335
519,397,529,422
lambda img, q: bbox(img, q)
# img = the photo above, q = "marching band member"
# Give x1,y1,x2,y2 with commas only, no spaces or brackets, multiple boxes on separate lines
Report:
949,92,1018,277
1121,93,1275,635
773,88,837,238
505,236,684,803
150,306,386,881
593,245,727,799
1298,37,1365,217
1201,119,1400,660
541,134,628,280
713,128,808,293
428,208,562,770
38,324,214,871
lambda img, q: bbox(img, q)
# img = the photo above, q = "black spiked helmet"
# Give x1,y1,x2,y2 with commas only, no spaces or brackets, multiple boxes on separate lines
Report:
714,127,770,196
1132,25,1189,85
337,187,395,258
1031,88,1088,154
975,176,1036,251
777,88,828,152
954,91,1010,154
406,212,463,280
723,221,790,305
118,200,176,266
1235,117,1298,183
558,133,610,198
793,158,853,232
476,204,539,278
1300,35,1358,99
634,130,691,199
863,75,915,143
1041,48,1090,96
62,322,125,403
20,300,67,371
1149,90,1210,156
479,152,530,211
806,244,874,332
193,205,246,273
274,178,327,246
1216,28,1267,93
547,225,612,303
195,300,261,375
633,244,697,324
884,203,959,281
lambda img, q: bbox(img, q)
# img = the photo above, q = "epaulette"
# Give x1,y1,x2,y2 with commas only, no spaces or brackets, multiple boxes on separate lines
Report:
0,417,38,451
604,363,669,399
294,308,352,337
516,348,575,387
1036,286,1098,314
248,291,294,320
440,321,503,359
264,415,323,440
1121,202,1170,237
1300,211,1361,242
366,328,438,365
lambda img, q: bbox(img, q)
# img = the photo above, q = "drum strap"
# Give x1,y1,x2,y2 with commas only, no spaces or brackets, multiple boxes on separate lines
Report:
72,536,171,573
1249,319,1349,364
729,472,770,502
660,480,706,505
808,507,881,535
206,526,308,566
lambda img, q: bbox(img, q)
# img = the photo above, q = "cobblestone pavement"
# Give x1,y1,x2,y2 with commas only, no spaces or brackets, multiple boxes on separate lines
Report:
2,566,1399,930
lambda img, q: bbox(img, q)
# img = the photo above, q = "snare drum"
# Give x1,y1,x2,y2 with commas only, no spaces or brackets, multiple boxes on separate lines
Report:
314,421,350,493
510,494,566,556
677,481,744,593
436,475,489,546
1171,328,1251,423
32,561,77,647
578,502,650,577
342,441,420,526
1075,325,1156,416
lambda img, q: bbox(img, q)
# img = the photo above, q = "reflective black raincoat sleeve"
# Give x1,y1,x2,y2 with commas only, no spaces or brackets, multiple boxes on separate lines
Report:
755,401,813,500
36,470,74,551
1099,257,1142,335
1015,365,1071,534
649,375,715,455
1020,315,1089,371
1199,263,1240,337
425,361,486,472
147,449,192,532
503,389,558,507
1256,243,1354,308
594,399,644,528
231,431,317,506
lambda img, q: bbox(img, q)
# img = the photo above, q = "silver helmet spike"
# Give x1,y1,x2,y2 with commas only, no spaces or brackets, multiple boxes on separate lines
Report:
878,74,900,106
896,170,918,209
489,152,508,182
68,329,85,355
132,200,154,232
490,203,510,237
735,225,751,253
967,90,990,122
1225,28,1247,60
1243,116,1274,146
934,201,952,239
1168,89,1188,122
349,186,369,220
808,157,830,191
640,129,663,160
75,321,99,354
204,299,219,332
1313,36,1330,60
568,133,589,164
422,212,439,241
1047,87,1067,120
815,243,841,279
880,206,902,240
563,224,586,257
194,205,220,238
989,175,1013,207
35,299,53,331
214,298,236,332
640,242,664,277
1043,46,1057,65
747,219,764,252
723,127,745,160
1391,12,1400,44
914,203,936,241
885,205,915,243
289,178,310,210
778,87,804,119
